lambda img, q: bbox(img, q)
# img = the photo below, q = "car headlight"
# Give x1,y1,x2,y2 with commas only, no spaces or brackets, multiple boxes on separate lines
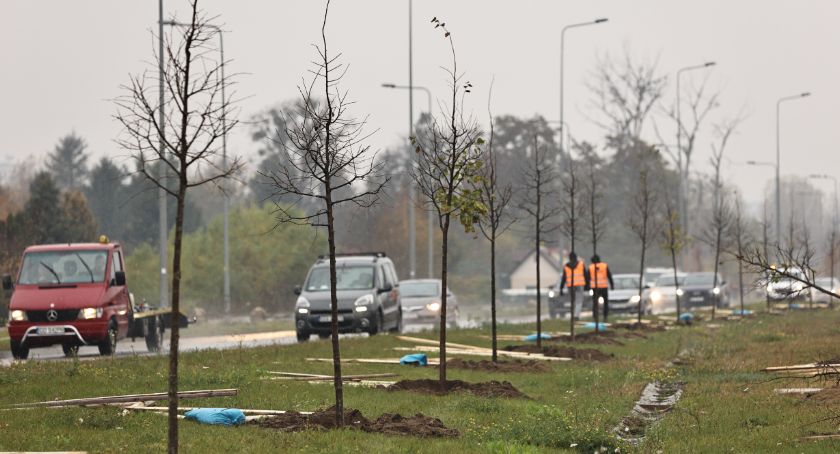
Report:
588,289,594,296
548,290,556,298
675,289,684,297
354,294,374,312
630,295,641,304
296,297,310,314
712,287,721,295
10,309,26,321
426,301,441,312
79,307,103,320
650,291,662,303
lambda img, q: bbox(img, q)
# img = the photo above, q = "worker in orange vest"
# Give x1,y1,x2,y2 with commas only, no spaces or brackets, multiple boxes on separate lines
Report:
588,254,615,321
559,252,589,319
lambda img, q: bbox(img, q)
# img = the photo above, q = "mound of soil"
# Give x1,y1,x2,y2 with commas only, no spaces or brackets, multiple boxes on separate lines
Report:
617,322,667,333
503,344,613,361
386,379,529,399
251,407,459,438
446,358,551,373
806,387,840,404
553,330,626,345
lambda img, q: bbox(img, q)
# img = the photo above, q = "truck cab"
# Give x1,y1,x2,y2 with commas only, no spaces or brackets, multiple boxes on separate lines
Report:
5,241,135,359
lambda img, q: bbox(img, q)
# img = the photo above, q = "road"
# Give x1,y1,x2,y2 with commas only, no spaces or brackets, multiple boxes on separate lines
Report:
0,310,592,367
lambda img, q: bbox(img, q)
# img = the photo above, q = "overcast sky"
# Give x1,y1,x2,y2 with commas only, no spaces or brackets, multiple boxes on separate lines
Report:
3,0,838,210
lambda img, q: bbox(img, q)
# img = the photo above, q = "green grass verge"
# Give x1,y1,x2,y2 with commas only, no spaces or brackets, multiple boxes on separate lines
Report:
181,318,294,338
2,309,840,452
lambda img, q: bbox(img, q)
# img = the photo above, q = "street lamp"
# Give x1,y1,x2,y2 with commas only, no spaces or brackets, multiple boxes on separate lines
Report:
776,92,811,245
675,61,715,240
382,83,435,278
559,17,608,154
163,19,232,314
157,0,168,309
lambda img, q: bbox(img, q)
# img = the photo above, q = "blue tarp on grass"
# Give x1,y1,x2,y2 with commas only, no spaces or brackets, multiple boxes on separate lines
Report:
582,322,608,331
400,353,428,366
184,408,246,426
524,333,553,342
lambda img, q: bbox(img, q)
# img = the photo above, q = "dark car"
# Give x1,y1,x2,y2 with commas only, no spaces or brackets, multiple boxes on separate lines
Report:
294,253,402,342
680,272,730,309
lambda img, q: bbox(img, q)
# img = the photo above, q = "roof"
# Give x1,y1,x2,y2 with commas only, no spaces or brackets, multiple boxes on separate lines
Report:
25,243,116,252
511,247,562,273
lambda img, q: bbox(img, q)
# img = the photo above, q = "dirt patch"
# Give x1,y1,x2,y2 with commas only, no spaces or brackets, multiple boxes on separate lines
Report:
446,358,551,373
385,379,529,399
551,330,627,345
251,407,459,438
503,344,613,361
616,322,667,333
806,387,840,404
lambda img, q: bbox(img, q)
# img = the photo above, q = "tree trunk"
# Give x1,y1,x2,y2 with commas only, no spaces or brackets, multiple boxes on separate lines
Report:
325,193,344,426
637,246,646,324
712,227,722,321
167,177,186,454
490,234,498,363
439,214,450,388
535,219,542,349
670,245,680,320
593,265,599,334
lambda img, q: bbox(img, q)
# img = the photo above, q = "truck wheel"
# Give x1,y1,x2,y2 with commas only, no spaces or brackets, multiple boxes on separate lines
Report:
145,317,162,353
10,340,29,360
368,310,382,336
62,344,79,357
296,331,310,342
98,321,118,356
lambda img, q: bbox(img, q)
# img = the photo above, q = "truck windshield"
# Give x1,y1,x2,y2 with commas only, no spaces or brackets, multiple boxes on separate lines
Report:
305,266,374,291
19,250,108,285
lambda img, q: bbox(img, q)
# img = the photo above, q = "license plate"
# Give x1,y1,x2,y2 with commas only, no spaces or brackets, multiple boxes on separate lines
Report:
319,315,344,323
37,326,65,335
690,297,704,302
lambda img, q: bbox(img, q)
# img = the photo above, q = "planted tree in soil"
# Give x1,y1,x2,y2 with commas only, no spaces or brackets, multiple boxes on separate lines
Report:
559,154,584,338
114,1,241,451
412,17,486,388
628,145,661,324
262,0,387,425
478,79,514,362
661,195,685,320
579,142,607,332
519,134,560,349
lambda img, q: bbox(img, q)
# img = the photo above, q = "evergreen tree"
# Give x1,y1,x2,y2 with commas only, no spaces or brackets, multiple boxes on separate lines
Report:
58,190,98,243
85,157,128,241
46,133,89,190
24,172,63,243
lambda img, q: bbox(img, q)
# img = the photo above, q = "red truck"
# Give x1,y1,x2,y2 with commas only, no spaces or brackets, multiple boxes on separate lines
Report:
4,239,185,359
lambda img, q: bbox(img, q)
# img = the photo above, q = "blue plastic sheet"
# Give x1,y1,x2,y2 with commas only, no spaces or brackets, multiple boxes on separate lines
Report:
524,333,553,342
399,353,428,366
730,309,753,316
582,322,608,331
678,312,694,323
184,408,246,426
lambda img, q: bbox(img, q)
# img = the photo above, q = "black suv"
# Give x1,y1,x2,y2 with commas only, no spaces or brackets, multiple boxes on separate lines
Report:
294,253,402,342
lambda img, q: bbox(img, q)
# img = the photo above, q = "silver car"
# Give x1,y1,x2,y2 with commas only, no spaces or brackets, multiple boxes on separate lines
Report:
399,279,459,326
608,274,643,315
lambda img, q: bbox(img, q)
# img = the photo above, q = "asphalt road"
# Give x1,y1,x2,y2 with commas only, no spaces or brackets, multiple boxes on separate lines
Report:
0,310,591,367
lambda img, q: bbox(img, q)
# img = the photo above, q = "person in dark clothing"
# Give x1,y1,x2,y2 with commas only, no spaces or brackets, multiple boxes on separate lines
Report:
559,252,590,319
588,254,614,321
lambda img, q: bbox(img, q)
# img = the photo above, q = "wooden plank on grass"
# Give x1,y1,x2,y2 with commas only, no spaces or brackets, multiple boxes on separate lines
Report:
774,388,823,395
395,335,490,351
801,434,840,441
126,405,313,415
273,373,399,381
394,345,570,361
305,357,441,365
763,363,840,372
5,389,237,409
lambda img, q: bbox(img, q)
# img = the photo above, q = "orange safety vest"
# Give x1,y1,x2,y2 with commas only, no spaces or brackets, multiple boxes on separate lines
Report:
589,263,609,289
564,262,586,287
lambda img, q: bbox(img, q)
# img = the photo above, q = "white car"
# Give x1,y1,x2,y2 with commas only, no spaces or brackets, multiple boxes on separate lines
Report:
811,277,840,304
608,274,644,315
645,273,687,315
398,279,459,326
765,267,808,301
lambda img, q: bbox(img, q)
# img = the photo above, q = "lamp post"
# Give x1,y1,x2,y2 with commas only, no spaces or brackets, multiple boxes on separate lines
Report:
163,20,231,314
382,83,434,278
776,92,811,245
559,18,607,154
157,0,169,309
675,61,715,240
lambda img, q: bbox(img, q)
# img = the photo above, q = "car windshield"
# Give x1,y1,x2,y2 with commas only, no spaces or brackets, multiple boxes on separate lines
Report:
684,274,716,286
19,250,108,285
613,276,639,290
655,274,684,287
400,282,440,297
305,265,375,291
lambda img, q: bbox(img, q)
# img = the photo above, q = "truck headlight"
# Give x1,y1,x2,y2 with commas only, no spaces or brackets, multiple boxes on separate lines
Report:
426,301,441,312
10,310,26,321
650,291,662,303
354,294,374,312
712,287,721,295
79,308,103,320
676,289,684,297
630,295,641,304
296,297,310,314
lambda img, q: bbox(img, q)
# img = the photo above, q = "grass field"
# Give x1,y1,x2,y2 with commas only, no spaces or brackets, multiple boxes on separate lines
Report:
1,307,840,453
